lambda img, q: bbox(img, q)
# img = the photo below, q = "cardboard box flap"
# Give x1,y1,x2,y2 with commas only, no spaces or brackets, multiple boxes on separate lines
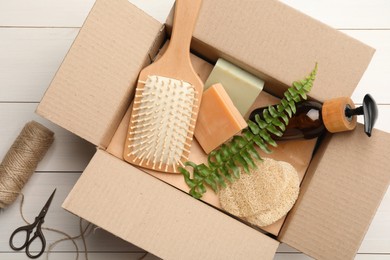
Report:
36,0,163,148
279,125,390,260
63,150,279,260
168,0,375,101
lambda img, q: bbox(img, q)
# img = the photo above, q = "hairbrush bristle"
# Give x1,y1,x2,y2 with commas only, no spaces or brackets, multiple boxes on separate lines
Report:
127,75,198,172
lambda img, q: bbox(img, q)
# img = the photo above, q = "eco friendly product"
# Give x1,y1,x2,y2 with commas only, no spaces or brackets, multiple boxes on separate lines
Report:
219,158,300,227
0,121,54,208
124,0,203,173
249,94,378,140
194,83,247,154
204,58,264,116
180,64,317,199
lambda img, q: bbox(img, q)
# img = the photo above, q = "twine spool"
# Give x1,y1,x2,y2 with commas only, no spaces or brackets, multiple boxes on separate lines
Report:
0,121,54,208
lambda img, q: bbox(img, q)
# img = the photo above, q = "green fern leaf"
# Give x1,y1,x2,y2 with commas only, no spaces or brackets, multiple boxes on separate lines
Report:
234,154,249,173
248,120,260,134
272,118,285,131
228,160,240,179
254,114,267,128
247,142,261,161
263,109,273,123
289,100,297,114
266,124,283,137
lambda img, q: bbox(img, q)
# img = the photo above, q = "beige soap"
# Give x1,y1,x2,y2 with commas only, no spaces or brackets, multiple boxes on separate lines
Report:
195,83,247,154
205,59,264,116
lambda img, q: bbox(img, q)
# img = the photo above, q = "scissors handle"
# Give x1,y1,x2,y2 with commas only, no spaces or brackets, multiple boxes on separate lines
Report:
25,227,46,259
9,224,34,250
9,219,46,259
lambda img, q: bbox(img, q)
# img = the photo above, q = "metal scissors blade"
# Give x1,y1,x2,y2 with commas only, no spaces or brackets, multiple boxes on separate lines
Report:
9,188,56,259
37,188,56,219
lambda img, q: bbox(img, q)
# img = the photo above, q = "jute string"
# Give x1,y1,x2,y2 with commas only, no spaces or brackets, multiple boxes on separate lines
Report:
0,121,54,208
0,121,151,259
0,121,91,259
16,193,92,260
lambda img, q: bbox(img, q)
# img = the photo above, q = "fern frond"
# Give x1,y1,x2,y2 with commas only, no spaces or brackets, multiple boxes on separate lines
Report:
180,63,318,199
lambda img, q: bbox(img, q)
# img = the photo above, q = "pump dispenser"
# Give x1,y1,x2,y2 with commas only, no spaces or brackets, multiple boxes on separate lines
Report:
248,94,378,140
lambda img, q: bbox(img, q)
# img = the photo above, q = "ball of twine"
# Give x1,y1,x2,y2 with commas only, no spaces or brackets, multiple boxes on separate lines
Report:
0,121,54,208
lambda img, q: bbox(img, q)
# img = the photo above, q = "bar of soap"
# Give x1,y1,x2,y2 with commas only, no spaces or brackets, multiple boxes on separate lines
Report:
205,58,264,116
195,83,247,154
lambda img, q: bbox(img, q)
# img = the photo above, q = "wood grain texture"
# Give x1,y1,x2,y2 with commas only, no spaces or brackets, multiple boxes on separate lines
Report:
124,0,204,173
0,0,389,259
0,28,78,102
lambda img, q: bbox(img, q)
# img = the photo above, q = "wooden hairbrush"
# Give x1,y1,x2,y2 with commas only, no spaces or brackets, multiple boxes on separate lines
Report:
124,0,203,173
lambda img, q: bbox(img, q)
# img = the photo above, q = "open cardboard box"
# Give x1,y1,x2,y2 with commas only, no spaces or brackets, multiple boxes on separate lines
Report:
37,0,390,259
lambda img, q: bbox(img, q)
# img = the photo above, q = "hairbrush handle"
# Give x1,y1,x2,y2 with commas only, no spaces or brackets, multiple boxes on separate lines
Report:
165,0,203,64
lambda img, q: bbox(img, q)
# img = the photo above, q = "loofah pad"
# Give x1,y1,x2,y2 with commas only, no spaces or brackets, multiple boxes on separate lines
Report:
218,158,300,227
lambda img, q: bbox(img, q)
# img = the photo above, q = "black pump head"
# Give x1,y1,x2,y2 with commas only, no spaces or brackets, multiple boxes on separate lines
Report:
345,94,378,137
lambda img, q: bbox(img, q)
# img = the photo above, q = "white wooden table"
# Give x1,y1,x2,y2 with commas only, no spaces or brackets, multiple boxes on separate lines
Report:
1,1,389,259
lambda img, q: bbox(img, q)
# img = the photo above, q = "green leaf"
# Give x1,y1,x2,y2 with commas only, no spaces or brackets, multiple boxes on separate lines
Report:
197,164,211,177
281,99,289,108
190,188,202,199
262,110,273,123
242,128,255,141
229,139,240,154
292,94,301,103
255,114,267,128
288,87,297,96
253,135,271,153
220,144,231,161
277,104,285,113
303,82,313,92
179,167,197,189
293,81,303,90
285,106,292,117
179,167,190,179
215,150,223,164
284,91,293,101
272,118,285,131
211,169,225,188
266,124,283,137
198,183,206,194
248,120,260,134
241,149,255,169
289,100,296,114
228,160,240,179
219,165,231,184
204,176,217,192
207,151,219,168
260,131,277,147
233,136,247,148
234,154,249,173
298,89,307,100
247,143,261,161
279,111,289,125
268,105,278,117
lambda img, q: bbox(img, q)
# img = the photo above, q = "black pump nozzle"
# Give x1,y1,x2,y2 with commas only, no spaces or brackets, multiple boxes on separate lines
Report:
345,94,378,137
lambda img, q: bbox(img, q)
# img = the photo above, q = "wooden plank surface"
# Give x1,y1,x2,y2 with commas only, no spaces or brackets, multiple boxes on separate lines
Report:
0,0,389,259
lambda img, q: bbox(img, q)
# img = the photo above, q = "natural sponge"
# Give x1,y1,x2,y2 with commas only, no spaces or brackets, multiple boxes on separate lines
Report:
218,158,299,227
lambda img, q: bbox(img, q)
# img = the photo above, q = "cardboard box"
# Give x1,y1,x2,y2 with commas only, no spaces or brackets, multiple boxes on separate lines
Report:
37,0,390,259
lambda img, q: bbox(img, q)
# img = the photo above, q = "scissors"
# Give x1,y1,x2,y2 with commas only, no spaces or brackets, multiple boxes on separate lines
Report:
9,189,56,259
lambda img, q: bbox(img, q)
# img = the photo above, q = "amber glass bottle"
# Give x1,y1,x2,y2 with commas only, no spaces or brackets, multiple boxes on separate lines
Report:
248,94,377,140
